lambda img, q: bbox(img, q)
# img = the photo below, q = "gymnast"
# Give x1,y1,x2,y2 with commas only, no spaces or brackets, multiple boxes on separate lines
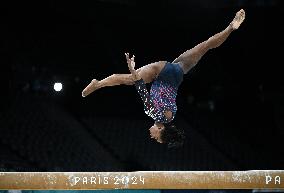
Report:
82,9,245,148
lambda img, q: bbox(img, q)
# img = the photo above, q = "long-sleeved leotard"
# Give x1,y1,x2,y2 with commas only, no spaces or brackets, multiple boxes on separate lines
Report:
134,78,177,123
134,62,184,123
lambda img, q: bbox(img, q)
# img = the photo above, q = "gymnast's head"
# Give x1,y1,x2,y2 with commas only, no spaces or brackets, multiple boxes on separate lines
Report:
149,122,185,148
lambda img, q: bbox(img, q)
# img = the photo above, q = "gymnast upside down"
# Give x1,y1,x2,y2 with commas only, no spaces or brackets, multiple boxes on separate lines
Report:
82,9,245,148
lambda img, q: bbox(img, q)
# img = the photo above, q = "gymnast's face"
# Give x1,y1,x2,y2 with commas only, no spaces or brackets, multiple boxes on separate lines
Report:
149,123,165,143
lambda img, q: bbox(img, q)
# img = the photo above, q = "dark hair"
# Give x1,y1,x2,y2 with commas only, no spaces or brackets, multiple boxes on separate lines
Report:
160,122,185,149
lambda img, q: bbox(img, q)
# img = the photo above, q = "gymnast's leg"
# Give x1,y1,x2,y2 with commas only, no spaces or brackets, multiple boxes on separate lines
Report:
173,9,245,74
82,61,165,97
81,74,133,97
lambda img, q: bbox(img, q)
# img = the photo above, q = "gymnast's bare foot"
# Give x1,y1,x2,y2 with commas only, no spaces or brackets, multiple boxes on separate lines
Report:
230,9,245,30
82,79,99,97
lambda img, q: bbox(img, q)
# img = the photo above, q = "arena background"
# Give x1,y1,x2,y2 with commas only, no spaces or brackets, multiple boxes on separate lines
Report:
1,0,283,172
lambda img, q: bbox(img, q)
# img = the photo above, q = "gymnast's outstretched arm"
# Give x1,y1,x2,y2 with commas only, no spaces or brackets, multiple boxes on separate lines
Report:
125,53,164,120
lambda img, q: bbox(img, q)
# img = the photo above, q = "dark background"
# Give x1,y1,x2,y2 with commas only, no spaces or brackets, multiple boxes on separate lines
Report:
0,0,283,171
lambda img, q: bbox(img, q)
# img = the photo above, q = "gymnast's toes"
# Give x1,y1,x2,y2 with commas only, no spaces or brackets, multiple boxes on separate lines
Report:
82,79,99,97
231,9,245,30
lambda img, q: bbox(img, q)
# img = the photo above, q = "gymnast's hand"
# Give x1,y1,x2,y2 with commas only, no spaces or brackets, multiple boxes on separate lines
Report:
125,53,141,81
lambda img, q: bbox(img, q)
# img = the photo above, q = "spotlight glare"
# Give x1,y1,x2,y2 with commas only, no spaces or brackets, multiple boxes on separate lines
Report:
54,82,63,92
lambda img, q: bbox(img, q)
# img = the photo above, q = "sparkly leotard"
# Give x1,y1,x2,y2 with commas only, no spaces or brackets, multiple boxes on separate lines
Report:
134,62,184,123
